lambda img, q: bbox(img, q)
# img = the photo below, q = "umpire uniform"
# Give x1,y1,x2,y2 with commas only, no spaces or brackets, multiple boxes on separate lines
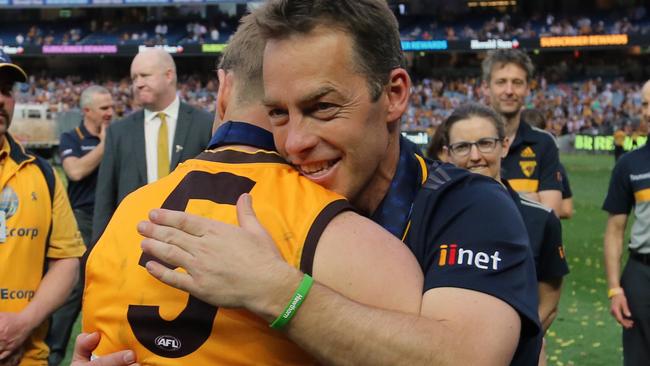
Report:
603,141,650,365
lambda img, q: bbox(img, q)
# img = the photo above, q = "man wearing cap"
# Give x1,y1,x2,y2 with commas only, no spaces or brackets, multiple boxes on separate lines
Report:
0,51,85,366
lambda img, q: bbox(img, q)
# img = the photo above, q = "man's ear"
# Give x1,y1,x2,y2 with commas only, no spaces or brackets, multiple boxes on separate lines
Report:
216,69,232,122
385,68,411,124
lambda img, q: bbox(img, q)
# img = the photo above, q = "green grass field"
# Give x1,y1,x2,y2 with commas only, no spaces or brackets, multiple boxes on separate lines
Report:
545,153,624,366
60,153,625,365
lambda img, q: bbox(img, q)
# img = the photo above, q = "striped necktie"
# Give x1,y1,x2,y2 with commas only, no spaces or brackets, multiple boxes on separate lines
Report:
157,112,170,179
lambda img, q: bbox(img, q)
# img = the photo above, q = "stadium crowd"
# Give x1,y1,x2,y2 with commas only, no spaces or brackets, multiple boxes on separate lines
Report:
14,74,650,140
404,77,649,137
4,6,650,47
398,6,650,41
14,75,218,116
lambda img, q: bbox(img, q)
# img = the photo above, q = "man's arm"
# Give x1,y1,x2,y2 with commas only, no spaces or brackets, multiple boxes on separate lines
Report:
538,278,563,331
538,190,562,217
92,126,117,243
537,139,563,216
558,163,573,219
140,195,523,365
560,197,573,219
0,258,78,359
261,277,520,365
62,125,106,181
536,211,567,332
604,213,633,328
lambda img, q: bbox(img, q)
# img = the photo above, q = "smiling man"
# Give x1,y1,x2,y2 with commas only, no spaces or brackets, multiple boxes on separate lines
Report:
136,1,541,365
482,50,562,216
80,15,423,366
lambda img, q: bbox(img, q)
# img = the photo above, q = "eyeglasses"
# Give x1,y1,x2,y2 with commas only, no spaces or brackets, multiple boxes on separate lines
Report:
447,137,502,157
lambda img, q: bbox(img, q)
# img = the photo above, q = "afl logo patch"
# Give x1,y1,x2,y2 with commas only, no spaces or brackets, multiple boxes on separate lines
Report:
154,335,182,352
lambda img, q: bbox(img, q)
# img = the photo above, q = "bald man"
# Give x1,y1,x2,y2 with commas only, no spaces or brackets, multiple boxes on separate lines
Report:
92,49,213,242
603,80,650,366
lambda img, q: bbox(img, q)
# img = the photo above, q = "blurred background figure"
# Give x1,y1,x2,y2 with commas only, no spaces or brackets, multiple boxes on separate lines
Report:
47,85,114,366
91,48,213,244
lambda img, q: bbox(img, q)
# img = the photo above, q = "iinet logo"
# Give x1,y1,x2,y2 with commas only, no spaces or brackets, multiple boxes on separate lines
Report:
438,244,501,270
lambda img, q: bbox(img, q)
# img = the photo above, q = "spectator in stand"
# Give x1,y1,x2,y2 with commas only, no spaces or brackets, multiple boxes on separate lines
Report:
209,26,220,41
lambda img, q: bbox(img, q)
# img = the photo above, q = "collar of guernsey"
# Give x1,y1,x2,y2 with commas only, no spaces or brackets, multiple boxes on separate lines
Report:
208,121,276,151
370,136,428,241
208,122,428,240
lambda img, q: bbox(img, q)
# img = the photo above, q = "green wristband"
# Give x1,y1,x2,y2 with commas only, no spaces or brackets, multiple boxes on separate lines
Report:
270,274,314,330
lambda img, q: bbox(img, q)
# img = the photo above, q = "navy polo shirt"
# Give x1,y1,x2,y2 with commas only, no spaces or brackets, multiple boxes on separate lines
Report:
502,121,562,194
603,142,650,254
59,123,101,210
406,161,541,366
506,182,570,281
212,122,542,364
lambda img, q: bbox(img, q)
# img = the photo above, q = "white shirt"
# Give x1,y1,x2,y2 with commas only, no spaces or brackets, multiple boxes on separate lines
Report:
144,96,179,184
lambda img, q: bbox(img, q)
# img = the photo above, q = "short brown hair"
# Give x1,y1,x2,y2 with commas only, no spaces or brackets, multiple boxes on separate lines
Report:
436,102,506,149
482,49,535,83
218,13,265,105
254,0,404,101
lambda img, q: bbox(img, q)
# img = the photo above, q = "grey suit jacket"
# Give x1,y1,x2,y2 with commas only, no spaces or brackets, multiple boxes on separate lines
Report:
92,101,213,243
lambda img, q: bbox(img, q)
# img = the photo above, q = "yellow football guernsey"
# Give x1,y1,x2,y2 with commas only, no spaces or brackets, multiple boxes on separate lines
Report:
0,134,84,366
83,148,351,365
